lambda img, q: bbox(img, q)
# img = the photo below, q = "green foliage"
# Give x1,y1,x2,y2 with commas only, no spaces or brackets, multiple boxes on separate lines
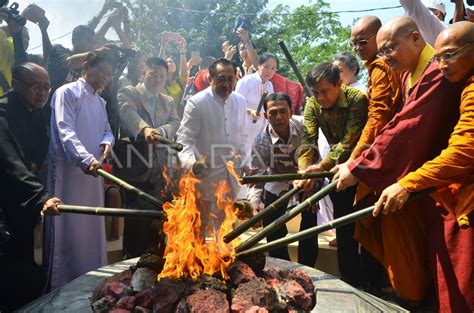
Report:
124,0,352,80
255,1,352,80
123,0,269,59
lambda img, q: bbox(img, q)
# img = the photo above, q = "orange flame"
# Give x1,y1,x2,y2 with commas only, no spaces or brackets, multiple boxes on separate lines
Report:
157,172,240,281
161,166,173,198
226,160,242,186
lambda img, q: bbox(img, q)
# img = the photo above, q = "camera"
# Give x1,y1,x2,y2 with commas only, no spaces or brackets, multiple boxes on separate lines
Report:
232,14,251,34
0,1,27,26
108,0,123,9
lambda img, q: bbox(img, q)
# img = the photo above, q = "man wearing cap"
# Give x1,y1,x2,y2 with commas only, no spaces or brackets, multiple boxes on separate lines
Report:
400,0,446,45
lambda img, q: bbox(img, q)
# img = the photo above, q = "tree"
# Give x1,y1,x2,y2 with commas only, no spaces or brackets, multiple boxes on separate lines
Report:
123,0,269,60
256,1,352,81
123,0,353,82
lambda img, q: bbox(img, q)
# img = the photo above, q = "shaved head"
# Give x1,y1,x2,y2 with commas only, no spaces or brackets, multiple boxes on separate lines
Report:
352,16,382,36
435,21,474,48
376,16,425,73
434,21,474,82
378,16,421,43
11,63,51,112
351,16,382,61
12,62,49,82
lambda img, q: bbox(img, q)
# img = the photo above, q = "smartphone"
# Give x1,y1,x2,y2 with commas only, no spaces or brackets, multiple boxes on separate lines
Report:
191,51,200,59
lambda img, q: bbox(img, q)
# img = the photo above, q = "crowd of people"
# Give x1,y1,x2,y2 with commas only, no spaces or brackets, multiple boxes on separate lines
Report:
0,0,473,312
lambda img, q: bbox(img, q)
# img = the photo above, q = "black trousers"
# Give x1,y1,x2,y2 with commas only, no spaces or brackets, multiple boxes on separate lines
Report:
262,190,319,267
329,185,361,286
122,182,165,259
0,229,45,312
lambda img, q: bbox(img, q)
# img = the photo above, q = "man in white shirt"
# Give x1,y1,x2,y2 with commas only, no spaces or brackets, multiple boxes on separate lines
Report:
177,58,251,231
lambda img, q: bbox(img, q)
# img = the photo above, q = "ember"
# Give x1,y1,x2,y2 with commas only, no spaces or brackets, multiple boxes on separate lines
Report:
91,257,316,312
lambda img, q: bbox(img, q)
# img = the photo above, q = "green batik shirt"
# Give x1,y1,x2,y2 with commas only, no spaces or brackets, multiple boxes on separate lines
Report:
298,85,368,171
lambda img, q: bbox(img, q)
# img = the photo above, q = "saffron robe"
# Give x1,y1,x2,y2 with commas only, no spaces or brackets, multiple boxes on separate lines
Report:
348,62,462,302
398,76,474,312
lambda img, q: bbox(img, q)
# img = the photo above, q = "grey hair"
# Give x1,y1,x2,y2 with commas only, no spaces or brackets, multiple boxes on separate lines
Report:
333,52,360,76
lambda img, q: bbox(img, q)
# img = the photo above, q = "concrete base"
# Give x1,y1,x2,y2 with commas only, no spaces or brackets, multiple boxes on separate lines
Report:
18,257,407,313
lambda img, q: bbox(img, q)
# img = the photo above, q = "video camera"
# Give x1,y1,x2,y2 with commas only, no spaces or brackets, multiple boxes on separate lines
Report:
114,47,138,82
0,0,26,26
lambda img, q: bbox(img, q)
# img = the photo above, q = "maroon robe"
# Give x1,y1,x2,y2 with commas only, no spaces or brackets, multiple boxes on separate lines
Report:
347,62,462,302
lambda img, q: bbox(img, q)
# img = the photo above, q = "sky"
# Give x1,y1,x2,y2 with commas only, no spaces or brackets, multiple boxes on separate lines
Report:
6,0,456,53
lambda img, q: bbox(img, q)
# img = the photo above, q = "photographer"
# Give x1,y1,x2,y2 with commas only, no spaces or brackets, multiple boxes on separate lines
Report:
0,1,27,95
20,3,52,66
236,27,259,77
159,31,188,106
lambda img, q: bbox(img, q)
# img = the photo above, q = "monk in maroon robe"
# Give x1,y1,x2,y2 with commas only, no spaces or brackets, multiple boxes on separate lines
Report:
373,22,474,313
333,16,462,304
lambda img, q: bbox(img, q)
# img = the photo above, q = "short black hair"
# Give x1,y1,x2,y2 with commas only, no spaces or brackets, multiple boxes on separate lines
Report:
306,61,340,87
145,57,168,72
258,52,279,68
72,25,94,44
84,47,119,68
263,92,292,112
208,58,237,78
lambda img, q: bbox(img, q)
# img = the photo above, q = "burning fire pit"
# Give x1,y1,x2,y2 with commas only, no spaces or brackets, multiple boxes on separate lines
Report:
86,171,319,312
90,254,316,312
18,168,407,312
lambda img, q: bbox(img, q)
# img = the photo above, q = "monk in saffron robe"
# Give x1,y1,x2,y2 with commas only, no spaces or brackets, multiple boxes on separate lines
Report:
350,16,402,161
374,22,474,313
333,16,463,304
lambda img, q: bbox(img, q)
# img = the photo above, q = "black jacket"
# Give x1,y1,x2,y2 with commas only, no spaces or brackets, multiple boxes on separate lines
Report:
0,102,51,246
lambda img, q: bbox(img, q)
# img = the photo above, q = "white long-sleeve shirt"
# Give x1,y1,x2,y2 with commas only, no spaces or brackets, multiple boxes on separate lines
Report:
400,0,446,46
235,72,274,143
177,87,251,197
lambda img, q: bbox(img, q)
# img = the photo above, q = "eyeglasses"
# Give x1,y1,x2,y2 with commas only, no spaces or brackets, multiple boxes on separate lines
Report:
433,42,474,64
350,35,376,48
376,45,399,58
17,79,52,93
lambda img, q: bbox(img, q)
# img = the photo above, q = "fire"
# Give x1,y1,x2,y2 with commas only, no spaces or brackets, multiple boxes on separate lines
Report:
226,160,242,186
161,166,173,198
157,172,240,281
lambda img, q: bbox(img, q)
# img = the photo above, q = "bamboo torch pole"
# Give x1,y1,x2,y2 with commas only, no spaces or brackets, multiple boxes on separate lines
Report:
96,169,163,208
236,189,433,259
58,205,164,219
239,171,334,185
224,187,301,243
236,180,338,252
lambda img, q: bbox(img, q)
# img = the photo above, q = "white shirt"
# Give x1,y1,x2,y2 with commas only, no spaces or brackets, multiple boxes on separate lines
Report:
177,87,251,197
235,72,274,143
400,0,446,46
350,81,367,94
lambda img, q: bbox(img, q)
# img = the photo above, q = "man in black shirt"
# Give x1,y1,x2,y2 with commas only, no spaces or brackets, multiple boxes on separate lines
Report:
0,63,61,312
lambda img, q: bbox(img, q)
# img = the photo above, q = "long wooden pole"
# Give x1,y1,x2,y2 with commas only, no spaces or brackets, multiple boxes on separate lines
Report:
236,180,337,252
152,134,183,151
96,169,163,208
239,171,334,185
236,189,433,259
58,204,164,219
223,187,301,243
